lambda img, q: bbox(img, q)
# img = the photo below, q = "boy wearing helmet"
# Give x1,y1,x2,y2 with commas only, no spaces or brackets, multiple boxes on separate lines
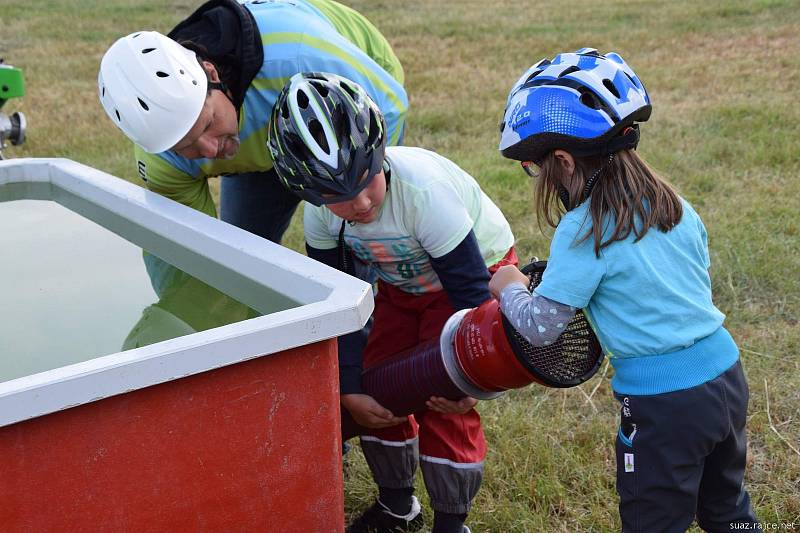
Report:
98,0,407,247
489,49,758,532
269,72,516,533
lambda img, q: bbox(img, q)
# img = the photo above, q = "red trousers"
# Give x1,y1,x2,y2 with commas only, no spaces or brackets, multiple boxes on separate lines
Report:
361,248,519,463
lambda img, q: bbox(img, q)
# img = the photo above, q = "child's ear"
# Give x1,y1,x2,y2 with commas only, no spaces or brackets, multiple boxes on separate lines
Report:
553,150,575,175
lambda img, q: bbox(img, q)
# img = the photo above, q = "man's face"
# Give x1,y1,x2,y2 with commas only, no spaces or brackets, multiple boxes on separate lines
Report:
171,65,239,160
325,169,387,224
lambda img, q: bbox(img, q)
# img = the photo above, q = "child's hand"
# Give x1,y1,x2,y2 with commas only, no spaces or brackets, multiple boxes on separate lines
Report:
426,396,478,414
489,265,529,300
341,393,406,428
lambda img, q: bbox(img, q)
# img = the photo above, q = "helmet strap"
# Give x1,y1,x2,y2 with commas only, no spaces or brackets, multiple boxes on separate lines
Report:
566,125,636,209
560,151,616,211
196,53,235,106
208,81,234,104
583,152,616,200
382,157,392,190
338,161,392,272
558,185,571,211
338,220,347,269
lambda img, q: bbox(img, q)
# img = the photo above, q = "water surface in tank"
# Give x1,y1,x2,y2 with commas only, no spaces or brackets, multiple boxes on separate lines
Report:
0,199,293,383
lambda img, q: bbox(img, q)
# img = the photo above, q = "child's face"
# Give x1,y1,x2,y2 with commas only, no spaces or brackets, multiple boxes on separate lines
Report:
325,169,387,224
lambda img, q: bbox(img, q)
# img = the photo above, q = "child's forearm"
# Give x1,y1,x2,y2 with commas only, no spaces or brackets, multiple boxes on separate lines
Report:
499,283,577,346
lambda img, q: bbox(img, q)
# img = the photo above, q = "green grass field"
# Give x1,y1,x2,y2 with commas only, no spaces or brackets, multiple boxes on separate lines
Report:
3,0,798,530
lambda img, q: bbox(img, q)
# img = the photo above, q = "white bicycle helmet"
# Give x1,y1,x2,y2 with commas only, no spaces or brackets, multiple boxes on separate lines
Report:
98,31,208,153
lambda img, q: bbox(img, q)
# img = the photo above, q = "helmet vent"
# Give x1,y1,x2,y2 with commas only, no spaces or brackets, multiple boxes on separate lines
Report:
339,81,358,102
331,106,347,137
156,71,169,78
602,79,620,98
366,108,379,146
132,33,142,39
308,119,329,153
310,81,329,98
579,90,602,110
525,70,542,83
285,132,307,160
115,109,121,122
137,98,149,111
354,113,365,133
101,86,105,97
297,89,309,109
281,102,290,119
141,48,155,54
559,66,580,78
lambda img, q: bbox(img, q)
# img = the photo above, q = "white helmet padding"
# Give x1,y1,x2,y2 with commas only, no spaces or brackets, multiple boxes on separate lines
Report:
98,31,208,153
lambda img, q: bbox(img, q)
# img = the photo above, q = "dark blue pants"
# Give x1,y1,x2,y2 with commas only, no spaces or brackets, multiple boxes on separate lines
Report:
220,169,301,244
615,360,758,533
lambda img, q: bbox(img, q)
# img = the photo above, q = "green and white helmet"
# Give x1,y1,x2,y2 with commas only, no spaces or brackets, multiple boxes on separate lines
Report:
268,72,386,206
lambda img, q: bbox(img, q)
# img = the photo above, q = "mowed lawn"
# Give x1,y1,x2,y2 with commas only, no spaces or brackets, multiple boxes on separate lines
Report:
4,0,798,530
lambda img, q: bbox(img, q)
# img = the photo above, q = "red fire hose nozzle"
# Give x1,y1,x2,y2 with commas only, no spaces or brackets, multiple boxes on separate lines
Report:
342,261,604,440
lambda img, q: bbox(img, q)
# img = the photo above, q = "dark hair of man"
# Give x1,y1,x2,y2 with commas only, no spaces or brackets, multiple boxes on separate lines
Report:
178,40,235,97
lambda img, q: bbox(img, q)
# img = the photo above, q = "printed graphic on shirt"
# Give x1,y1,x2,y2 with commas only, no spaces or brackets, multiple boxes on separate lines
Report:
347,235,441,293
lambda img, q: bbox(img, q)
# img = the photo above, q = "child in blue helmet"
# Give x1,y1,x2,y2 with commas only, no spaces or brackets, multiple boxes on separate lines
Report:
489,48,759,532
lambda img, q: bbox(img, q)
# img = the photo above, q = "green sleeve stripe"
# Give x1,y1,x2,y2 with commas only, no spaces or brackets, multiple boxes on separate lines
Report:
252,77,400,145
251,76,291,93
388,120,402,145
260,32,407,142
298,33,406,111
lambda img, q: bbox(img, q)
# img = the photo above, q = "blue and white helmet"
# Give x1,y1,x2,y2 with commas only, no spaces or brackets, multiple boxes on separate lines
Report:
499,48,651,163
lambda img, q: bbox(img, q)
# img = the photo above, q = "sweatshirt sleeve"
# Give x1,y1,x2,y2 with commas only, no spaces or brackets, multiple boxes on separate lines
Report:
499,283,577,346
135,147,217,218
429,230,491,310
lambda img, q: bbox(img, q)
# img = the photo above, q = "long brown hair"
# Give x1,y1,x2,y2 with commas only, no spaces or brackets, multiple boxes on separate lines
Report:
533,149,683,256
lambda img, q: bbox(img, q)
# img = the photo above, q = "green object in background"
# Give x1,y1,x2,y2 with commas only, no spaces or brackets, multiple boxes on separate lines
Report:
0,61,27,155
0,62,25,109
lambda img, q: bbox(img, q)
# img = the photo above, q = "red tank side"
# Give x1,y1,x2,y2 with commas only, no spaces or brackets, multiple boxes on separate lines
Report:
0,340,344,533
